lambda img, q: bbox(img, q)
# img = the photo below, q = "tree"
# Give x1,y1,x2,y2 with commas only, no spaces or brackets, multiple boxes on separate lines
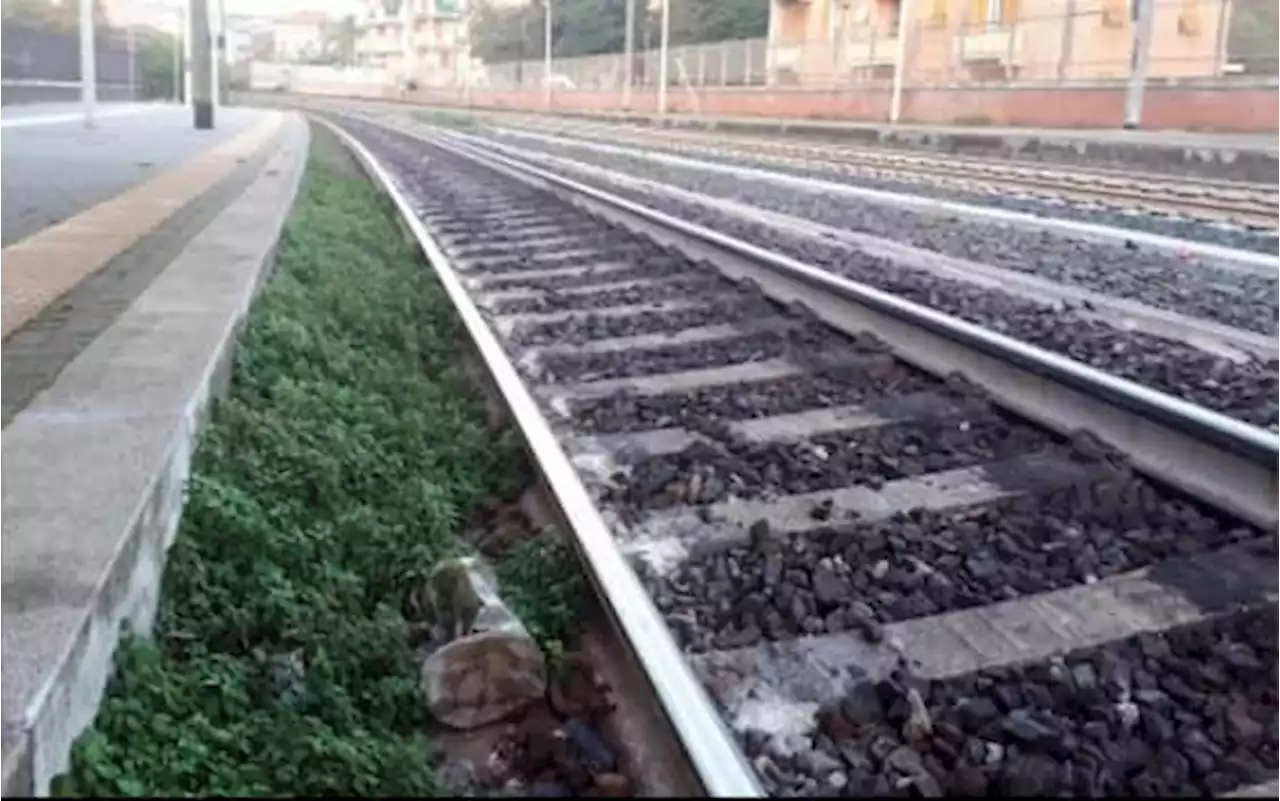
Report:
670,0,768,45
2,0,110,32
322,14,357,66
138,31,179,100
469,0,765,65
1227,0,1279,76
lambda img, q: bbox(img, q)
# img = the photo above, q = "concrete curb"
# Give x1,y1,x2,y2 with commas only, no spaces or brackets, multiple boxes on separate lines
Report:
0,113,310,797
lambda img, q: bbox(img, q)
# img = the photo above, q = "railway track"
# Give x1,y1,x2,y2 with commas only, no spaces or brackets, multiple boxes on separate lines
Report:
490,115,1280,236
317,110,1278,799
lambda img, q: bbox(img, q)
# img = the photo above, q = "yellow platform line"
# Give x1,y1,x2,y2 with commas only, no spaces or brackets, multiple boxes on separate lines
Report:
1,111,286,340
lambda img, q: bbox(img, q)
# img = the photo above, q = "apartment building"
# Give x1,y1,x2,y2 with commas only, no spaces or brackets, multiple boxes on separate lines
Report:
354,0,470,87
769,0,1235,85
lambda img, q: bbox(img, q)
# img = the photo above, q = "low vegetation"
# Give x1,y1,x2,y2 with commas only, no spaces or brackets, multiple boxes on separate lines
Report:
58,146,581,796
414,109,483,131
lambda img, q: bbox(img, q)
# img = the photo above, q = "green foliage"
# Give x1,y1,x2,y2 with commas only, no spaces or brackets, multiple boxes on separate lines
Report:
1228,0,1279,75
1,0,108,32
469,0,768,65
58,154,547,796
414,109,481,130
138,34,179,101
496,535,586,664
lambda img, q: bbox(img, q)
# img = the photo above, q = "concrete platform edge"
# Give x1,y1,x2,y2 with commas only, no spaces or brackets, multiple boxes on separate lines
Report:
0,113,310,797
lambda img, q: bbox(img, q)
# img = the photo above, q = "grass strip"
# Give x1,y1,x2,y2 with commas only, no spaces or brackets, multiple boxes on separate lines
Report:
58,144,579,797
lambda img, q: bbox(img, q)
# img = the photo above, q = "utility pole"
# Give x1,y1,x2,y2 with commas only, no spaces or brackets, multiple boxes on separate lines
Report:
622,0,634,109
173,26,182,103
888,0,913,123
657,0,670,115
191,0,214,128
399,0,413,93
127,27,136,101
183,0,193,105
1123,0,1154,129
218,0,229,106
79,0,96,127
543,0,552,109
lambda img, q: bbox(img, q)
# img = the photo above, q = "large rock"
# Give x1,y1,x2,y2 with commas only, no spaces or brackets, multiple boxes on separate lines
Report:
419,556,547,729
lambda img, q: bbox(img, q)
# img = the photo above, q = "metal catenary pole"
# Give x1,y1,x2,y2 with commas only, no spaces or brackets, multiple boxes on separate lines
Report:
79,0,97,127
1123,0,1155,128
657,0,670,114
888,0,914,123
622,0,635,108
191,0,214,128
543,0,553,108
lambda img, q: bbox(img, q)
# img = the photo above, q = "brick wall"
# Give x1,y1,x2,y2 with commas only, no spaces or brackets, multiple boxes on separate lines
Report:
396,83,1277,133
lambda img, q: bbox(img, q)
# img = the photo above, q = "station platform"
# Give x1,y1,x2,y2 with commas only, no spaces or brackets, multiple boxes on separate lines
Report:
1,102,310,795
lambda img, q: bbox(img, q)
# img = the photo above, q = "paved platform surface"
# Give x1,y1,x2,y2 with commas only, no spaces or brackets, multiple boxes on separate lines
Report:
2,104,264,246
1,103,285,425
1,109,310,797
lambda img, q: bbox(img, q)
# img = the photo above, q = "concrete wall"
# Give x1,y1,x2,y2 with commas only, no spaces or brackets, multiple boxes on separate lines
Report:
0,82,137,105
371,82,1276,132
1,23,143,89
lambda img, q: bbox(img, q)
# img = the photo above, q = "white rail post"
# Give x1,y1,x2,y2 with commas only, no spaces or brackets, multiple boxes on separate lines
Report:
544,0,553,108
1123,0,1155,129
889,0,914,123
79,0,97,127
173,25,182,103
658,0,671,114
623,0,635,108
191,0,213,128
127,27,136,101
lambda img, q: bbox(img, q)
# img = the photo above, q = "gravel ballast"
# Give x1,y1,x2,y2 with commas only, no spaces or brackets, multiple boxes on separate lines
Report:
485,131,1279,337
641,473,1266,653
611,412,1053,511
495,127,1279,255
740,601,1278,797
339,115,1278,801
455,139,1277,430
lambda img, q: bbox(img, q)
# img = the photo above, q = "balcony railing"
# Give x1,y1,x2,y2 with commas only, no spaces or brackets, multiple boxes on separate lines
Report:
954,27,1024,66
843,37,898,68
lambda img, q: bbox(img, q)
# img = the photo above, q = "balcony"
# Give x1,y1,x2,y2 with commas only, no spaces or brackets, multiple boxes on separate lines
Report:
356,36,402,55
843,37,898,68
953,27,1024,66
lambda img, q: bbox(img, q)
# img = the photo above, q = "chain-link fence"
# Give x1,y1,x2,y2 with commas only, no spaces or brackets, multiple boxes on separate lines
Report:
475,0,1276,92
1,22,147,104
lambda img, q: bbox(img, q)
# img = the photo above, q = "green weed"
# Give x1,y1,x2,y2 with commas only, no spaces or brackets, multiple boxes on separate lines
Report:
58,150,580,796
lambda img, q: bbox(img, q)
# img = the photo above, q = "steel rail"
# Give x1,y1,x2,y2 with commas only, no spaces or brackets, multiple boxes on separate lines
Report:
310,113,766,799
366,117,1277,531
479,125,1278,272
432,125,1280,465
512,117,1280,225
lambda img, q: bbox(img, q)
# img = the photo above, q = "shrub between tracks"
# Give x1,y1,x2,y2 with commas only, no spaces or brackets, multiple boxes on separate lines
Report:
57,154,581,796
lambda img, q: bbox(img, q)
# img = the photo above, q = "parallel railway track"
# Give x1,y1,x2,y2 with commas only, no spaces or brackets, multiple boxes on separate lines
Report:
489,116,1280,234
317,109,1278,799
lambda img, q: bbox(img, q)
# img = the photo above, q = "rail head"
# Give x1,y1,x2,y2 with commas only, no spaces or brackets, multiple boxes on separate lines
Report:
308,113,766,799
